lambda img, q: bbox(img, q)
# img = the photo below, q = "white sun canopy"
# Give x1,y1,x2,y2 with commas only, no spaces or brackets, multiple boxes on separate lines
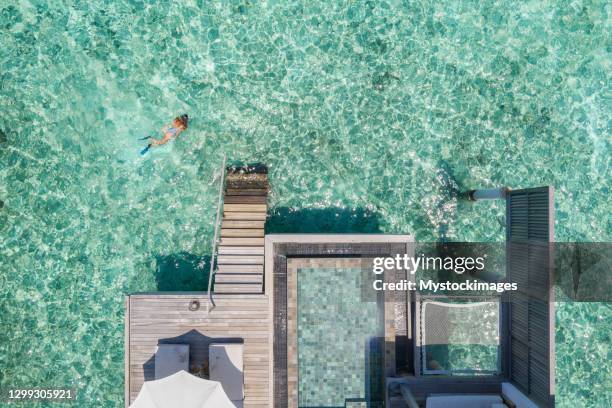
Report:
130,370,236,408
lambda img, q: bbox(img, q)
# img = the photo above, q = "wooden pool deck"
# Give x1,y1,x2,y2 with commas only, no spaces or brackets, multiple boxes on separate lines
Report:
124,293,273,407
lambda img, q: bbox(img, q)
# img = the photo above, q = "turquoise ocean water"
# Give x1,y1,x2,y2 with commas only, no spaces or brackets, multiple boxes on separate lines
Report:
0,1,609,406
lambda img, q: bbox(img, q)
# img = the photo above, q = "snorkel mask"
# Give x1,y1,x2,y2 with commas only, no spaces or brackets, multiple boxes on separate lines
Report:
180,114,189,128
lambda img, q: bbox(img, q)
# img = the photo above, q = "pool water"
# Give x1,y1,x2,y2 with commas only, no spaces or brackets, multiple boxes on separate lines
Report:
0,1,609,407
297,266,383,407
421,300,500,375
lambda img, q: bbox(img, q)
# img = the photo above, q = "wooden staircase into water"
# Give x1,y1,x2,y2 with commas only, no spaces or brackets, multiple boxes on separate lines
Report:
213,168,269,294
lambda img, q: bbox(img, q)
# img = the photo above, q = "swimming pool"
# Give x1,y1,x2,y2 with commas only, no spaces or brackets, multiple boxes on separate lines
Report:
294,261,383,407
0,1,609,407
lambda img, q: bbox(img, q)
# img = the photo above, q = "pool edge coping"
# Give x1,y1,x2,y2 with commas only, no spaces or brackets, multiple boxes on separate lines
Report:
265,234,414,407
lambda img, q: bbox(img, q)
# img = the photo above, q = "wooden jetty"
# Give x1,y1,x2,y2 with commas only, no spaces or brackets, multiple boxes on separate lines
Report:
125,293,272,407
125,164,272,408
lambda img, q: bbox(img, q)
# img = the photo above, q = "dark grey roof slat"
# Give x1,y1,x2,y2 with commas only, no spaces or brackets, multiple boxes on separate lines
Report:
506,186,555,407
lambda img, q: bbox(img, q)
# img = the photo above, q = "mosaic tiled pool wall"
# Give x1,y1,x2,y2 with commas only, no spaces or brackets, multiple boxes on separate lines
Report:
294,260,384,407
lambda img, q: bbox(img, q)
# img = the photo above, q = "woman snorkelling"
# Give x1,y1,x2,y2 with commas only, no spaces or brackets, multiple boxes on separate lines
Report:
140,114,189,155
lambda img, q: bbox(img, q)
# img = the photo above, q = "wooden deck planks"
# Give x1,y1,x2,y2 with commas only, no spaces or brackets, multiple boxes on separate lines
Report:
225,188,268,196
224,196,268,204
125,171,272,406
215,171,268,294
126,294,271,407
224,204,267,212
222,220,266,229
221,228,265,238
223,212,267,221
220,237,265,246
212,284,263,293
218,264,264,273
218,255,265,265
216,274,264,284
218,246,265,255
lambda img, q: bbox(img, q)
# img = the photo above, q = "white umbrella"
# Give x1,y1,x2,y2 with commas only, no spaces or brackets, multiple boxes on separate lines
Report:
130,370,236,408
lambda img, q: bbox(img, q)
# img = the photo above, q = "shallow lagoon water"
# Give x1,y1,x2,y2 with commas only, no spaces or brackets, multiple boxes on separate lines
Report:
0,1,610,406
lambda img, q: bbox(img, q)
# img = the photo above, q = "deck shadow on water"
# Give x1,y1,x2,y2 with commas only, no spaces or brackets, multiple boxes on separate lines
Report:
143,329,243,381
266,207,383,234
154,253,210,291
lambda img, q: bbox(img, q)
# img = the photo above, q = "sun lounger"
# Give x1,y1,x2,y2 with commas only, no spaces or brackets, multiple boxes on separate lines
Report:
426,394,503,408
502,382,540,408
154,344,190,380
209,343,244,407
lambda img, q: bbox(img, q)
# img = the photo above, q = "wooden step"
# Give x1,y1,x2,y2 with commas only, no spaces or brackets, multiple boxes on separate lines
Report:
223,212,267,221
224,195,267,204
220,237,265,246
226,172,267,180
225,188,268,196
221,228,264,238
214,283,263,294
221,220,266,229
224,204,267,212
215,274,263,284
226,183,269,192
218,246,265,255
226,180,269,190
217,264,264,273
217,255,264,265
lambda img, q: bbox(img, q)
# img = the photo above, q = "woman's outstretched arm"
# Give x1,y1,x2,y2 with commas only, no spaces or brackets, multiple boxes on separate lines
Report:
150,132,173,146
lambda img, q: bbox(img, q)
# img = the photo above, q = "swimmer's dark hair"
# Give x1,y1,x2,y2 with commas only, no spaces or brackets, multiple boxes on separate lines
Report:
177,114,189,129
